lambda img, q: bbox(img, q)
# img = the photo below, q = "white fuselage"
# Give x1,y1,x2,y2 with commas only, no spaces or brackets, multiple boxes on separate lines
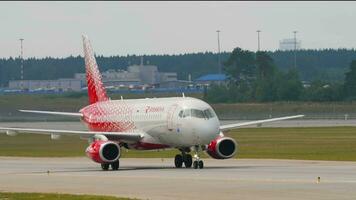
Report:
80,97,221,148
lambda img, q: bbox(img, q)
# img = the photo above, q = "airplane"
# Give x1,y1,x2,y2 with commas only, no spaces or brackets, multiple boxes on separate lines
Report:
0,35,304,170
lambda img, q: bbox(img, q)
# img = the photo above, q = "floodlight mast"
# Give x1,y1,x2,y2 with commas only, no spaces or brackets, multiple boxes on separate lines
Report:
19,38,24,90
217,30,221,74
257,30,261,52
293,31,297,69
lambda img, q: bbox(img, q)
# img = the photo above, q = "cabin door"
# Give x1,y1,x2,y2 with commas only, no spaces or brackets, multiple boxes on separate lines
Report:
167,104,179,132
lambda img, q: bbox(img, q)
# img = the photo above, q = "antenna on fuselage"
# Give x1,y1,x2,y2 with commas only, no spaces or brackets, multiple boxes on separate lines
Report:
121,96,123,101
182,93,185,98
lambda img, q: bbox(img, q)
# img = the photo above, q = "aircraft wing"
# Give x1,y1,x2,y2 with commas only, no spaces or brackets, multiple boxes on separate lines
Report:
220,115,304,131
0,127,143,142
19,110,83,117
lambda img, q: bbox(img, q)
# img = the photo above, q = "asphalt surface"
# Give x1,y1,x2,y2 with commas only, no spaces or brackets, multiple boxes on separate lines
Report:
0,157,356,200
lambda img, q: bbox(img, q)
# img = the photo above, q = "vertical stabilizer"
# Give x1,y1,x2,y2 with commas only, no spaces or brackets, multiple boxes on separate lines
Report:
82,35,109,104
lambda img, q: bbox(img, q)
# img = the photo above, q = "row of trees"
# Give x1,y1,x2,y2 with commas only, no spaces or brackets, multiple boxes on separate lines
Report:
205,47,356,103
2,49,356,87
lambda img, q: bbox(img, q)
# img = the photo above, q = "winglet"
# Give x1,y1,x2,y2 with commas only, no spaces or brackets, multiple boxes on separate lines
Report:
82,35,109,105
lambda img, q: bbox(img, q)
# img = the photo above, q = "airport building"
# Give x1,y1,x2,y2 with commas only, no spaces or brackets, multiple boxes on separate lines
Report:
8,79,82,92
279,38,302,51
8,61,189,92
195,74,228,86
74,63,182,89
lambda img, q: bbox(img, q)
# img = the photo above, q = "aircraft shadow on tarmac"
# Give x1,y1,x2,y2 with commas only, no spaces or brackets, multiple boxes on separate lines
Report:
22,165,256,174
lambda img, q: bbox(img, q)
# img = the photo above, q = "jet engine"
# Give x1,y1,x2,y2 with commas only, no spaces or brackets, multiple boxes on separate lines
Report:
206,137,237,159
86,140,120,163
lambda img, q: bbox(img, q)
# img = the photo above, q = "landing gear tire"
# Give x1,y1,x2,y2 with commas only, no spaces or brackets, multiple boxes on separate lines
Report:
174,154,183,168
101,163,110,171
184,154,192,168
193,160,198,169
198,160,204,169
111,160,120,171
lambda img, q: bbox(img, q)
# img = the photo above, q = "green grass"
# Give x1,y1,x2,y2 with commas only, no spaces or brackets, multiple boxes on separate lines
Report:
227,127,356,161
0,192,136,200
1,127,356,161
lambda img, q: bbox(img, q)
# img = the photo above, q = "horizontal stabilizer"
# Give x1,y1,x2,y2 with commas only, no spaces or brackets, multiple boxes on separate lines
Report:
19,110,83,117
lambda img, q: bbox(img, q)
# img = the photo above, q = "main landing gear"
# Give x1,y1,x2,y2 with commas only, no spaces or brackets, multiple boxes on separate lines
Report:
174,146,204,169
174,153,192,168
101,160,120,171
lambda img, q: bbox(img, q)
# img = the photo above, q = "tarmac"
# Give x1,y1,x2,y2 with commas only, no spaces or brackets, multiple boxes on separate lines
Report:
1,157,356,200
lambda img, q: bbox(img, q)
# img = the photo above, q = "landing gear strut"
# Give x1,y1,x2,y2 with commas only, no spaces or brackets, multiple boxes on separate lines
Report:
174,150,193,168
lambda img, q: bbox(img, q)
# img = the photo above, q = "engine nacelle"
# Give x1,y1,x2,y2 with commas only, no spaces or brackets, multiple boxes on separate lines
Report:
207,137,238,159
85,140,120,163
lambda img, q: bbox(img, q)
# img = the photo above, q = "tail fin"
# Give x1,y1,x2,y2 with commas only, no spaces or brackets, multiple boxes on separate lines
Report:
82,35,109,104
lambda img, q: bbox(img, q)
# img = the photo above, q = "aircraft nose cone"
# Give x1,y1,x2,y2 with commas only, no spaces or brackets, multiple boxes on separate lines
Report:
195,119,220,144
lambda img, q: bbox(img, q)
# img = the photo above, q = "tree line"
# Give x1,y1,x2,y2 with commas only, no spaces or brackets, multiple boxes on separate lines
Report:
204,47,356,103
1,49,356,88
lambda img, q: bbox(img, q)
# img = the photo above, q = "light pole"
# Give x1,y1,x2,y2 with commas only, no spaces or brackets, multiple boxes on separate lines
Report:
257,30,261,52
216,30,221,74
19,38,24,90
293,31,297,69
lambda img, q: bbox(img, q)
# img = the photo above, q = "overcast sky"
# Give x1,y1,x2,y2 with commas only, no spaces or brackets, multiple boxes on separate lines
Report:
1,1,356,58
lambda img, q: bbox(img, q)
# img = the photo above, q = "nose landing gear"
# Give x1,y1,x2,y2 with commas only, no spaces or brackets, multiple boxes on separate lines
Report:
192,146,204,169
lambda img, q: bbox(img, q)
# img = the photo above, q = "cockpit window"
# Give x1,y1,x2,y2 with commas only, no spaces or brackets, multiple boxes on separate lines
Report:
178,110,183,118
191,109,205,118
180,108,216,119
204,109,215,118
182,109,191,118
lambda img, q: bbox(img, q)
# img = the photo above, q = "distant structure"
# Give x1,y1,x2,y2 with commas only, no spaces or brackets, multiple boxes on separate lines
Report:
8,60,191,92
195,74,227,86
279,38,301,51
9,79,82,92
74,62,183,89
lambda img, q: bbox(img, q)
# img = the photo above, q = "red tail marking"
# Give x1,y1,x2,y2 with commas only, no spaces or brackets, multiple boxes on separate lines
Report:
82,35,109,105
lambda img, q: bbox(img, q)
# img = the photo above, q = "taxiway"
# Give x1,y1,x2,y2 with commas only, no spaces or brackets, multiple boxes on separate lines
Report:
0,157,356,200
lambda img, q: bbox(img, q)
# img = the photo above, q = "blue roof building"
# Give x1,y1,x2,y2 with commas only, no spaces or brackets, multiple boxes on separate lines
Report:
195,73,228,86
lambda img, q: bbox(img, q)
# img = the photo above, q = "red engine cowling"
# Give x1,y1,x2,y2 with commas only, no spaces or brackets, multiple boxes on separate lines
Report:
207,137,238,159
86,140,120,163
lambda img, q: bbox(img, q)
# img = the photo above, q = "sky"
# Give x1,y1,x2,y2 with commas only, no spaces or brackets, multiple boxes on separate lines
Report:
1,1,356,58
